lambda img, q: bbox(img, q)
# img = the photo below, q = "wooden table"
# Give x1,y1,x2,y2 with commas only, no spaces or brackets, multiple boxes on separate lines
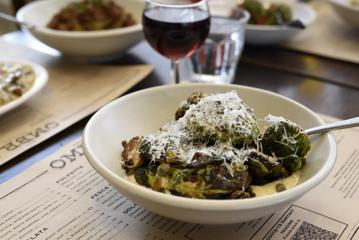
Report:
0,31,358,183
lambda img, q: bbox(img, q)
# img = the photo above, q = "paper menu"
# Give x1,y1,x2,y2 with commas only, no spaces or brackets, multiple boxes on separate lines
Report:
0,40,153,165
1,115,359,240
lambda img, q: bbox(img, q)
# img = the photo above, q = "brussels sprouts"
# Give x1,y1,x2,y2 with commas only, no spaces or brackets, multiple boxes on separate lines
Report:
185,152,223,168
245,150,289,185
187,91,205,105
168,164,252,199
260,116,310,174
266,4,292,25
175,91,205,120
261,117,310,158
122,137,144,169
268,164,288,181
170,183,231,199
121,93,310,200
282,156,305,173
240,0,265,24
205,164,252,191
237,0,292,26
247,159,270,184
189,124,220,146
175,103,190,121
139,138,152,162
134,162,254,199
134,167,154,187
273,4,292,23
231,190,255,199
184,93,260,147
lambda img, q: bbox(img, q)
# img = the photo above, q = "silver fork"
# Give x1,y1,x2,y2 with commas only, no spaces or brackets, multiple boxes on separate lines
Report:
305,117,359,135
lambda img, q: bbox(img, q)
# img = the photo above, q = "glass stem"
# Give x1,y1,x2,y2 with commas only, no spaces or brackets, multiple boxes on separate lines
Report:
171,60,180,84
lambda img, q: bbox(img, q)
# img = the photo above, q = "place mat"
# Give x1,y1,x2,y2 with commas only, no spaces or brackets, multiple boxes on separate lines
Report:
1,114,359,239
283,1,359,64
0,40,153,165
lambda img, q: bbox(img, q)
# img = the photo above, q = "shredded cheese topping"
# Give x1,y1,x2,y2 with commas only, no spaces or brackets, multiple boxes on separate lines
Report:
143,91,262,166
183,91,258,138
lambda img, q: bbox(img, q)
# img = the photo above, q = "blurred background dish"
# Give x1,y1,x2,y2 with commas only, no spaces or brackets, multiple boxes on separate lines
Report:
16,0,144,60
233,0,316,45
329,0,359,28
0,59,48,116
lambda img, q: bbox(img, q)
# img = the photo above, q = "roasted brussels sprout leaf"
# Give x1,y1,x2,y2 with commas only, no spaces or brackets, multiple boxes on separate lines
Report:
261,115,310,158
282,156,305,173
135,163,254,199
185,152,223,168
134,167,152,187
245,151,289,185
261,115,310,174
121,92,310,199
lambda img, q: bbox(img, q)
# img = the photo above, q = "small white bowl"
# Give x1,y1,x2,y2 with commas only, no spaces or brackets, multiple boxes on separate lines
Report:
0,59,48,116
245,0,316,45
16,0,144,59
83,84,336,224
329,0,359,28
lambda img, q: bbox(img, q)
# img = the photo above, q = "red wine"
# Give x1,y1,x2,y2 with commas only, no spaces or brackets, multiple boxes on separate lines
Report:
143,8,210,60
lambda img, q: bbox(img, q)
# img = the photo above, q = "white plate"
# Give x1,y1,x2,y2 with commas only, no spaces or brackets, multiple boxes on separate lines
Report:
245,0,316,45
0,59,48,116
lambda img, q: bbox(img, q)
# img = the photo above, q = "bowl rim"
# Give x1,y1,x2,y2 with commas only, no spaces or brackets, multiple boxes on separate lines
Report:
146,0,207,8
16,0,143,38
246,2,316,31
83,83,337,211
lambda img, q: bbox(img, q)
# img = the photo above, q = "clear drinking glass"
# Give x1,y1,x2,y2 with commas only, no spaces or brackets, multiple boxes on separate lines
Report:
142,0,210,84
189,12,250,84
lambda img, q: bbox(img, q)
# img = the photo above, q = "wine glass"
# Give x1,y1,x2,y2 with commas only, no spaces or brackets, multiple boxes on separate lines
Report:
142,0,210,84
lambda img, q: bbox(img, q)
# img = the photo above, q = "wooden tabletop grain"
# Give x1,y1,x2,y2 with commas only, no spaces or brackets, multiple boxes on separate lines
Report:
0,31,358,183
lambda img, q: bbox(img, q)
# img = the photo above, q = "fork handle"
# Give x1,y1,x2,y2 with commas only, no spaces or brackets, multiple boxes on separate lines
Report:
305,116,359,135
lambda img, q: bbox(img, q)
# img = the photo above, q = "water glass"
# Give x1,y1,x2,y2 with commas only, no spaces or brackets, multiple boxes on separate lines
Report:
188,12,249,84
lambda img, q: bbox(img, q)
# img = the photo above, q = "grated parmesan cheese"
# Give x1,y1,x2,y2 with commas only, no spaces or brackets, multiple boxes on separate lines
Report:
142,91,263,166
184,91,258,138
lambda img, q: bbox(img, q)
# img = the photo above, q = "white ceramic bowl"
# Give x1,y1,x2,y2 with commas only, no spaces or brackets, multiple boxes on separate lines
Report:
245,0,316,45
0,59,48,116
83,84,336,224
329,0,359,28
16,0,144,59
